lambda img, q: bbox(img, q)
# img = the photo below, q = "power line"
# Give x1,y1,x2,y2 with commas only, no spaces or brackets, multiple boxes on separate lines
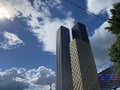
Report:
65,0,112,69
65,0,107,21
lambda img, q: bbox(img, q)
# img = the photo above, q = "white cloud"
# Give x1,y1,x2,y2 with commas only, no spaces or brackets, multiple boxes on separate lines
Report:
0,68,29,90
0,66,56,90
0,0,117,73
25,0,74,53
0,0,74,53
87,0,120,14
0,31,24,49
26,84,55,90
86,0,120,70
26,66,56,85
33,17,74,53
89,22,115,66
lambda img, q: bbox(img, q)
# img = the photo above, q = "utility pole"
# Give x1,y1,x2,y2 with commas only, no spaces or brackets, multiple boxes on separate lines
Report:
49,83,52,90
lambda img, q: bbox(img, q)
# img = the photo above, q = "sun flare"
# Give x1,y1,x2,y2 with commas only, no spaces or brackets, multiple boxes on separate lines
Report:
0,8,11,19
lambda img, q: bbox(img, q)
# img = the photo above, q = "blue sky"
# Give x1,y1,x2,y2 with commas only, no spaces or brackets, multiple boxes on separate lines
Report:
0,0,119,90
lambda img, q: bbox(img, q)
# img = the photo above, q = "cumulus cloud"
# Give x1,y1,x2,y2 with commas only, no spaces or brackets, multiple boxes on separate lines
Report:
26,66,55,85
0,68,29,90
0,31,24,49
0,0,117,73
0,66,55,90
33,17,74,53
0,0,74,53
87,0,120,69
87,0,120,14
26,84,55,90
89,22,115,66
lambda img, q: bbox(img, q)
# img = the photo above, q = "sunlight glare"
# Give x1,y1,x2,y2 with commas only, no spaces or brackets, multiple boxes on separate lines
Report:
0,8,11,19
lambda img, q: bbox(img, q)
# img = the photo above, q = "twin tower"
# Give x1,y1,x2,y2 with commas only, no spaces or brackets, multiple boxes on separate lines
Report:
56,22,100,90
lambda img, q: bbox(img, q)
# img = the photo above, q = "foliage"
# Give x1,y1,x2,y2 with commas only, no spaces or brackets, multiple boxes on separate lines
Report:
109,36,120,62
106,2,120,73
106,3,120,35
114,62,120,74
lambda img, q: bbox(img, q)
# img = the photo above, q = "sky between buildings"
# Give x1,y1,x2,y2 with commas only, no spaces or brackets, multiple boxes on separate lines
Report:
0,0,119,90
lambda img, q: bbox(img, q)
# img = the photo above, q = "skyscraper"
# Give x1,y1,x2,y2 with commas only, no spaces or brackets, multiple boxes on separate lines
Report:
70,22,100,90
72,22,89,44
56,26,73,90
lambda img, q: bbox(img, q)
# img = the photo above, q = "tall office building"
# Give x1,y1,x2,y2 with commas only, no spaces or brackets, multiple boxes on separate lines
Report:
72,22,89,44
70,22,100,90
56,26,73,90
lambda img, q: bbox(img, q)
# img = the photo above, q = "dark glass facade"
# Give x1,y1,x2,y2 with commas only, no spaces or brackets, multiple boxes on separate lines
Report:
56,26,73,90
70,40,100,90
72,22,90,44
56,22,100,90
70,22,100,90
